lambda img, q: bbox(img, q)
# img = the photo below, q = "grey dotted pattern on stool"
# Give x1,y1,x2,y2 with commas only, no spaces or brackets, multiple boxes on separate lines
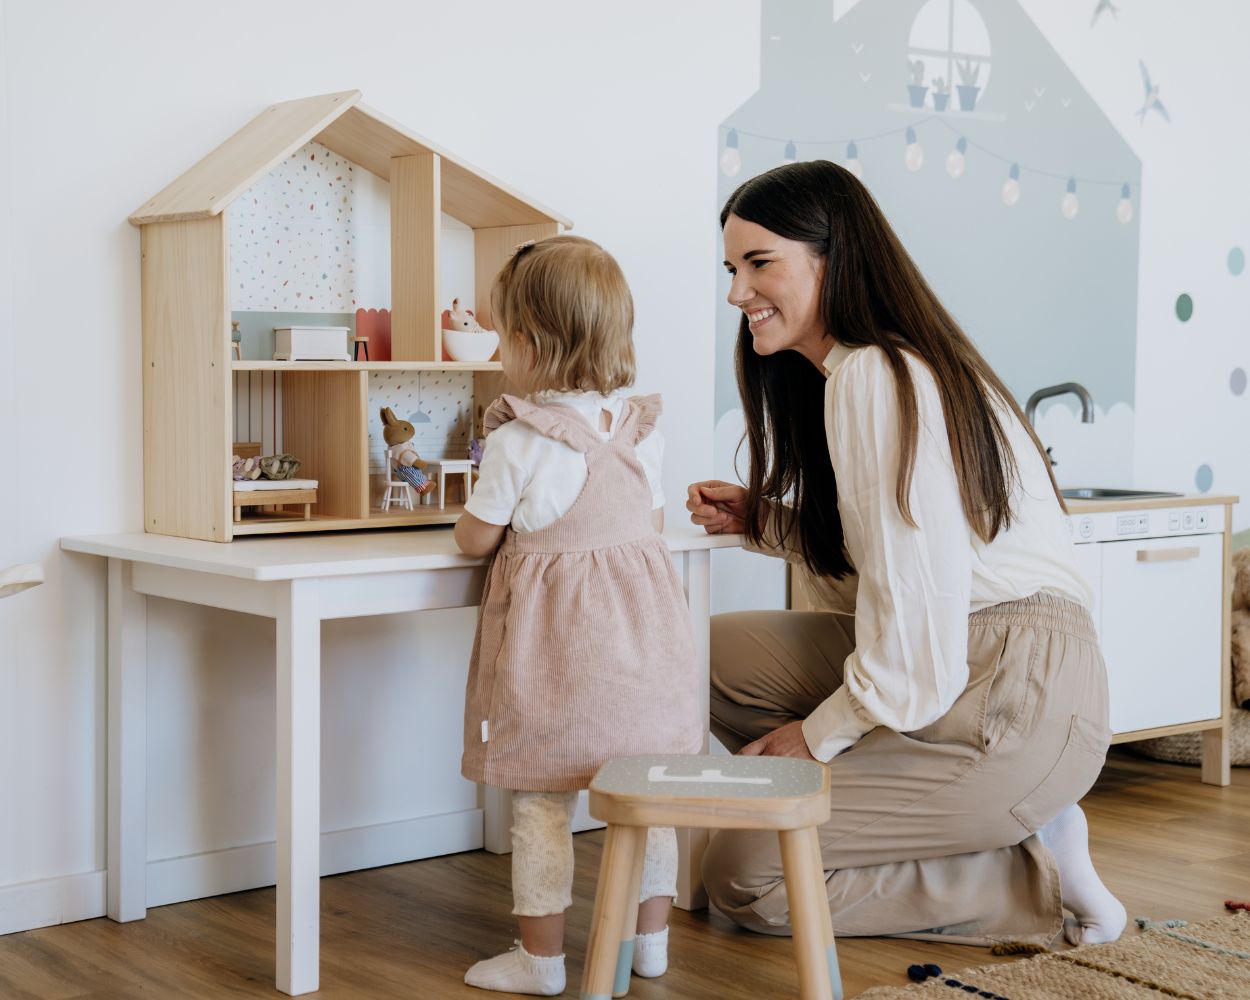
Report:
590,754,825,800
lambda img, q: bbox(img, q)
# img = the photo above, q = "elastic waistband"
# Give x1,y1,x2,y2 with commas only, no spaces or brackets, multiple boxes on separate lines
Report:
969,591,1097,643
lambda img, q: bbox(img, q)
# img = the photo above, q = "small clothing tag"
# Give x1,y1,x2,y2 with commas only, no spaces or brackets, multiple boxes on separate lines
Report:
481,720,489,743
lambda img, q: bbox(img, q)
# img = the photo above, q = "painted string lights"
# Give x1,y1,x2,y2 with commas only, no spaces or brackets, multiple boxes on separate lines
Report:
719,120,1136,222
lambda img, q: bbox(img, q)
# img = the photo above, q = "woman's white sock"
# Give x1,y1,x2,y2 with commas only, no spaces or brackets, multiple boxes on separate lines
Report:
464,941,566,996
1038,803,1127,945
632,926,669,978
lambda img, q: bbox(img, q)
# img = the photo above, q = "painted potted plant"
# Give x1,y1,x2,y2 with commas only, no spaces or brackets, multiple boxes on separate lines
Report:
931,76,950,112
907,59,928,108
956,58,981,111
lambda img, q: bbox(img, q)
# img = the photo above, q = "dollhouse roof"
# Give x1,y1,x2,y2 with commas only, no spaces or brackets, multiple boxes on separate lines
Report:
129,89,571,230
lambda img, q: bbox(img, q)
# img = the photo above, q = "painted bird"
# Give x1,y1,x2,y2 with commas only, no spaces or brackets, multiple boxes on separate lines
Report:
1091,0,1120,26
1136,60,1170,122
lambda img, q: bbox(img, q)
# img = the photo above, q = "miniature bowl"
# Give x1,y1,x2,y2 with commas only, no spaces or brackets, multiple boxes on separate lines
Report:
443,328,499,363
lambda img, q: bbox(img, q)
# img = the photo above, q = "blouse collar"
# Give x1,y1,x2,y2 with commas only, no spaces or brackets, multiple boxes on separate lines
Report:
821,342,856,378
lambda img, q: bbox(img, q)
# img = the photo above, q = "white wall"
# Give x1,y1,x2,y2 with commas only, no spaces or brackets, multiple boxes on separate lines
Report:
0,0,760,932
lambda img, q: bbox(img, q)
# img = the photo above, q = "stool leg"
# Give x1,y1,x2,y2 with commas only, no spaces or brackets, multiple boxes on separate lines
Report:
582,824,644,1000
610,827,648,998
778,826,840,1000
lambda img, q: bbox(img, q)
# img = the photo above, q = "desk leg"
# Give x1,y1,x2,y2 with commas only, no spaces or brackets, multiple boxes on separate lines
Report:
107,559,147,922
676,549,711,912
276,579,321,996
483,786,514,855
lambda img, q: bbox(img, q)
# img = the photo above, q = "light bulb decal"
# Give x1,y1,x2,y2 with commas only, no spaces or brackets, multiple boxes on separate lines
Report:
1002,163,1021,206
1116,182,1133,224
783,140,797,165
1061,177,1079,220
904,127,924,172
720,129,742,178
946,136,967,179
844,141,863,180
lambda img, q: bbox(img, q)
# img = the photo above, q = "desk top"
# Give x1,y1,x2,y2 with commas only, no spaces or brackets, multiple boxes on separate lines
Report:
61,527,743,581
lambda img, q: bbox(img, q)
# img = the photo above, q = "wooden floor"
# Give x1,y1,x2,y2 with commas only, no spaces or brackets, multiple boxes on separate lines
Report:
3,749,1249,999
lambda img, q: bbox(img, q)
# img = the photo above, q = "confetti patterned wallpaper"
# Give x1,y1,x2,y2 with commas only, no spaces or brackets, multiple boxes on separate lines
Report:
367,371,475,472
230,141,360,311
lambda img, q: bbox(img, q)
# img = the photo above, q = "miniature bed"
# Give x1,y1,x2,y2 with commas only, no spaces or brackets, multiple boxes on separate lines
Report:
232,479,320,522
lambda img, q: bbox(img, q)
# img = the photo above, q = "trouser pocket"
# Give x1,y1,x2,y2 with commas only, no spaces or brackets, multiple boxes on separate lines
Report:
1010,714,1110,834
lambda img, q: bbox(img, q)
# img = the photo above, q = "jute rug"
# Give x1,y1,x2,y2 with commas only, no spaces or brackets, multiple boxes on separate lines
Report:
855,912,1250,999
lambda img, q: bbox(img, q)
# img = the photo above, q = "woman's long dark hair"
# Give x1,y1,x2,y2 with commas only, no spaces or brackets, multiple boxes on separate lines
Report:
723,160,1062,580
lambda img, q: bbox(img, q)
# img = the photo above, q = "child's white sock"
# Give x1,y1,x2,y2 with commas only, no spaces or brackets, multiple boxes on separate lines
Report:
632,926,669,978
464,940,566,996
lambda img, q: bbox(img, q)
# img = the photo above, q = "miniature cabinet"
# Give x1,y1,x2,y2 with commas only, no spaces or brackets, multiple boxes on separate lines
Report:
131,90,570,541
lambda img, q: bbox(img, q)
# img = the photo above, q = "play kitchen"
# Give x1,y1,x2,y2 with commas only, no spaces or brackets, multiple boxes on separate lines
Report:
1064,490,1236,785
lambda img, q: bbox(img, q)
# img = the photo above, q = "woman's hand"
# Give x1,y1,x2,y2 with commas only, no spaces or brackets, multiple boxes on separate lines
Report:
687,480,748,535
739,720,817,762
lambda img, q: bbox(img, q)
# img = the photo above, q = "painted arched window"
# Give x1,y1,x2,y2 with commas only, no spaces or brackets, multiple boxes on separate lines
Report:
907,0,992,113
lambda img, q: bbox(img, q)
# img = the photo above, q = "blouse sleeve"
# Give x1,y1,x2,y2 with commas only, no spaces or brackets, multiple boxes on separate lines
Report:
801,349,972,762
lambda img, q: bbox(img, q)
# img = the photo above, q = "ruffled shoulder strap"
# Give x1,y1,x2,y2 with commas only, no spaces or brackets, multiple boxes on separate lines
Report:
616,393,663,446
482,394,601,453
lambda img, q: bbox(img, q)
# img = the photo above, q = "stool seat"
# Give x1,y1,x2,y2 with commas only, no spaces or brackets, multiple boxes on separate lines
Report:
583,754,841,1000
590,754,830,831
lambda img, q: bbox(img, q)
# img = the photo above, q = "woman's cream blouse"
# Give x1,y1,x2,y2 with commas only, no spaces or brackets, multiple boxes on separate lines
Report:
747,343,1093,762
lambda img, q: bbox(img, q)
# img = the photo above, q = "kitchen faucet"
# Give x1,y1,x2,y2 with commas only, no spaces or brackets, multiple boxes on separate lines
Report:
1024,382,1095,429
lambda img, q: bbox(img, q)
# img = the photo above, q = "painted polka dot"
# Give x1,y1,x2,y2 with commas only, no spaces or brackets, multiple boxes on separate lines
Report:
1195,464,1214,493
1175,294,1193,322
1230,247,1246,276
1233,368,1247,396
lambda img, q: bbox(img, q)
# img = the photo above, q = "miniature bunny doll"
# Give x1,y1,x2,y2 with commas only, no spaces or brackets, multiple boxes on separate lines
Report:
380,406,434,495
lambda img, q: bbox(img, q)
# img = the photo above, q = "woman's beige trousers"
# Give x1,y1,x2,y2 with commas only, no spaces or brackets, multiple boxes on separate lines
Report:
702,592,1110,946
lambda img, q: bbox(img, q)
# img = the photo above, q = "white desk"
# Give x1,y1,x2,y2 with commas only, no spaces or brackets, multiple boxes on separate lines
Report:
61,527,739,996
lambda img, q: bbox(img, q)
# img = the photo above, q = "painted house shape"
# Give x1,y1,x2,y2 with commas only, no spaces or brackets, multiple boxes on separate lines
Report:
715,0,1141,423
131,90,569,541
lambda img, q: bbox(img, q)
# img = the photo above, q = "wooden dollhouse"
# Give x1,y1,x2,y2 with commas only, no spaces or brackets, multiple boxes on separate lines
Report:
130,89,569,541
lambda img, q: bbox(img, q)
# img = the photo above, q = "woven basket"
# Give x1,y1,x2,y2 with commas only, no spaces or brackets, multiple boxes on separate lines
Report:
1132,704,1250,766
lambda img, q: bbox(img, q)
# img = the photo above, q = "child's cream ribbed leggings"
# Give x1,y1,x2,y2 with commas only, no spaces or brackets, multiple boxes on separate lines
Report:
511,790,677,917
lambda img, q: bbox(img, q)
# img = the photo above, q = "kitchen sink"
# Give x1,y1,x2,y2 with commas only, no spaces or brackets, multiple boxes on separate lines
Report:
1060,488,1183,500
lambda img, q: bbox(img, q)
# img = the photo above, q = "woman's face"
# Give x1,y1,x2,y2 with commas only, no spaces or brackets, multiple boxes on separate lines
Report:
723,214,830,363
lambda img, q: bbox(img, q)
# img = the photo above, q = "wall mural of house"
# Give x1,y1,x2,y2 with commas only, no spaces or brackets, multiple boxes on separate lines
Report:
714,0,1142,482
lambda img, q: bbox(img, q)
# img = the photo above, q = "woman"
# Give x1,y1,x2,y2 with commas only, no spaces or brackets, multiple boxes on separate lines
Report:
688,160,1125,947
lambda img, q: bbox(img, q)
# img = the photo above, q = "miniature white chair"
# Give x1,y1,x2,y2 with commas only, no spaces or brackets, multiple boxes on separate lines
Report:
428,458,474,510
382,446,415,512
582,754,841,1000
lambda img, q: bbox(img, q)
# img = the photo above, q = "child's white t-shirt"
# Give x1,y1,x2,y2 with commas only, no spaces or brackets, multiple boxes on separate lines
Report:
464,390,664,533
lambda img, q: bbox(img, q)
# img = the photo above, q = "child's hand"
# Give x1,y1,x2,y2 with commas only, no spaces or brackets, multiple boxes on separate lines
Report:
686,480,747,535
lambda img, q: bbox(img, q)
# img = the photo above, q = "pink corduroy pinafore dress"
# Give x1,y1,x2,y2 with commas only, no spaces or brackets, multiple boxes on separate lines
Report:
460,393,703,793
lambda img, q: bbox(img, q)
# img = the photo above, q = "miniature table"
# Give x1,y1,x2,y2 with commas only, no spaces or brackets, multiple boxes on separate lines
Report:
428,458,475,509
60,527,740,996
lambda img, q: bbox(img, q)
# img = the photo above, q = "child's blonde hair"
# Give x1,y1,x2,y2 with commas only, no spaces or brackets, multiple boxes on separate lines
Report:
490,235,636,394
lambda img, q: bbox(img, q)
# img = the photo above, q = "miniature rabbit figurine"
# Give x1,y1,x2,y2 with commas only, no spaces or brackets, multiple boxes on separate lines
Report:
446,297,483,332
380,406,434,495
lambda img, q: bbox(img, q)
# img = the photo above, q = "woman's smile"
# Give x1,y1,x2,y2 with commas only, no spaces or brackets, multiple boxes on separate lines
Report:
746,306,778,329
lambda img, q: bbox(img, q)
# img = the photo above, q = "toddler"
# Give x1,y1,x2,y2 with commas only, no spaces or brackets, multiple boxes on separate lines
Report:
454,236,702,996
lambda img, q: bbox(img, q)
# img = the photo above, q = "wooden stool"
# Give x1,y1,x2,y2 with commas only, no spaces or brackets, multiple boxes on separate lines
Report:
583,754,840,1000
351,335,369,361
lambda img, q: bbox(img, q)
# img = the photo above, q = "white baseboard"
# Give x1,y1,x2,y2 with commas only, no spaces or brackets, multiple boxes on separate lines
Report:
0,870,106,936
0,808,482,936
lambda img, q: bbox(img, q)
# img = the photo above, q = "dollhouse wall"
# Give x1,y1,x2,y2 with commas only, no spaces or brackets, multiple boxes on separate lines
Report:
226,140,477,463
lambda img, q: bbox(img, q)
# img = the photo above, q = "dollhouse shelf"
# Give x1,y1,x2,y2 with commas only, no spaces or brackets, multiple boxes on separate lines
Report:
131,89,568,542
232,360,503,372
232,504,467,536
